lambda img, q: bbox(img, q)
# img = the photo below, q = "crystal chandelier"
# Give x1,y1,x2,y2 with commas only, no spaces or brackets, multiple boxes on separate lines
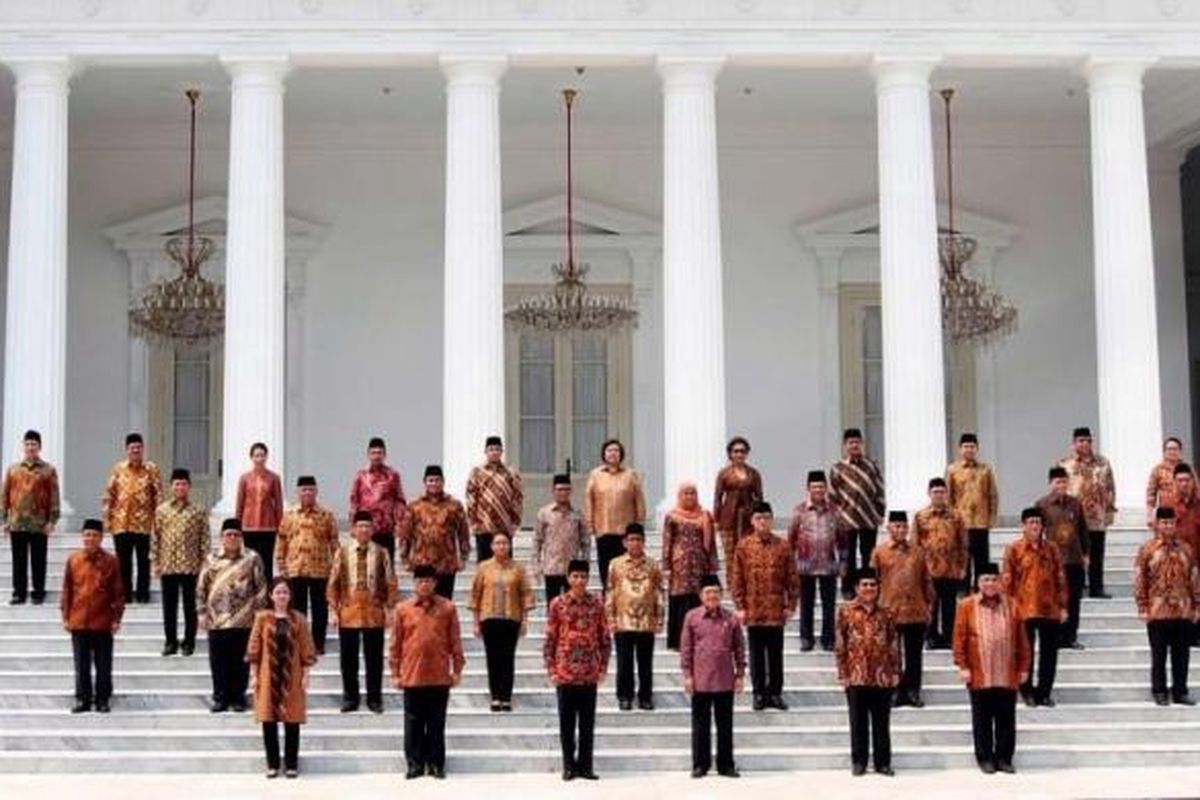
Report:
504,89,638,333
128,89,225,345
938,88,1017,346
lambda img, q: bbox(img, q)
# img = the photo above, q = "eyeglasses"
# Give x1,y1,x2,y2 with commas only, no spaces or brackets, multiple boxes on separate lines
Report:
730,448,748,455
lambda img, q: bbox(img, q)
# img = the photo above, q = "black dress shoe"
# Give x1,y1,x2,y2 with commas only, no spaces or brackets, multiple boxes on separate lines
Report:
428,765,445,779
180,643,195,657
800,639,815,652
30,594,44,605
892,693,911,708
490,700,502,712
1038,696,1056,708
876,765,895,776
210,702,228,713
691,767,707,778
820,642,834,652
752,695,766,711
717,767,741,778
576,770,599,780
94,700,110,714
909,693,925,708
851,763,867,776
284,769,298,779
341,700,359,713
230,700,248,713
619,699,633,711
770,695,788,711
1154,692,1170,706
638,699,655,711
9,595,25,606
1021,691,1037,708
1089,591,1112,599
405,765,424,779
161,643,178,657
367,700,384,714
997,762,1016,774
500,701,513,712
71,701,91,714
562,768,576,781
979,760,996,774
1173,694,1197,706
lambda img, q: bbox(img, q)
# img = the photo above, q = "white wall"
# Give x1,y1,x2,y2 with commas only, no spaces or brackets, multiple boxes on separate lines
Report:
2,108,1188,523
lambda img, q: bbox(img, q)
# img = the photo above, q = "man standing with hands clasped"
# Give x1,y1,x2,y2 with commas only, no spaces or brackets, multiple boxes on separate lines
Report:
680,574,745,779
1134,506,1200,706
606,523,664,711
61,519,124,713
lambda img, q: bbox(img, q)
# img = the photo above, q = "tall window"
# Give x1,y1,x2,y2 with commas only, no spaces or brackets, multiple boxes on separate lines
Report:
519,334,556,474
173,347,210,474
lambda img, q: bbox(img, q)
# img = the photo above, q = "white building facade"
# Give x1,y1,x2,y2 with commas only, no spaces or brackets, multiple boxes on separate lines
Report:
0,0,1196,524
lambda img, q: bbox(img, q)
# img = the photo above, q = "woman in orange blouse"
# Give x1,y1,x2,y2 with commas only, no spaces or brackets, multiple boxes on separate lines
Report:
584,439,646,590
712,437,763,584
236,442,285,584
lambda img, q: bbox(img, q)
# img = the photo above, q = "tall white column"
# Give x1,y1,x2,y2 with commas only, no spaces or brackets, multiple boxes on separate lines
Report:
658,57,727,508
2,57,73,514
873,57,946,513
1086,58,1162,515
217,56,289,513
441,56,507,495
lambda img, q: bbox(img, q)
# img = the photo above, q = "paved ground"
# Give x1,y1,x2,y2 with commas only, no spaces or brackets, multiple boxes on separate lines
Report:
3,767,1199,799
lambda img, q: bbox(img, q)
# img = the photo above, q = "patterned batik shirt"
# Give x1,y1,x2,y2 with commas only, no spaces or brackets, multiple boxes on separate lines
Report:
912,504,969,580
828,457,885,530
835,599,901,688
326,540,397,628
1060,452,1117,530
103,459,162,535
1147,461,1179,513
787,499,847,576
348,465,406,535
605,553,664,632
661,511,719,595
870,538,935,625
544,590,611,685
465,462,523,536
531,502,590,577
1036,492,1090,566
397,493,471,575
731,533,800,626
1134,535,1200,622
469,558,535,623
276,503,341,579
945,459,999,529
1,458,60,531
152,498,210,575
1001,537,1067,621
198,547,267,630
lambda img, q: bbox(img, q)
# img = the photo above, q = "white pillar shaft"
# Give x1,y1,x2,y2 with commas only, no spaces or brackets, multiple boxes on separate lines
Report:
219,57,289,511
2,58,72,512
1087,59,1162,513
874,59,946,513
659,57,727,507
441,57,506,495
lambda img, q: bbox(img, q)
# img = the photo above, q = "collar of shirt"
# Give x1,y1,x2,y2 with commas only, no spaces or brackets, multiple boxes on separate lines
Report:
415,595,437,610
355,543,370,554
928,505,949,516
170,498,191,511
602,466,625,476
852,598,880,615
890,539,909,552
980,594,1002,609
553,502,574,513
564,590,593,606
20,458,44,469
123,460,149,473
702,606,725,619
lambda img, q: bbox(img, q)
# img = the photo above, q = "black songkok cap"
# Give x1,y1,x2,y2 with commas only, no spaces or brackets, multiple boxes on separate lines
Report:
170,468,190,483
221,518,242,533
485,436,503,448
82,518,103,533
353,510,373,524
1156,506,1176,520
1021,507,1044,522
424,465,444,479
412,564,437,579
978,562,1000,576
751,501,773,515
125,432,143,446
368,437,386,450
553,473,571,487
297,475,317,487
807,470,827,485
699,574,722,590
959,432,978,445
1072,427,1092,439
843,428,863,442
887,510,908,523
1048,466,1068,481
856,567,878,583
567,559,589,575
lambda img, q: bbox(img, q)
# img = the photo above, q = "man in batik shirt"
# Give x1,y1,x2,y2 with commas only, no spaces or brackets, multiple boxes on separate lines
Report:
946,432,999,590
2,429,60,605
1134,506,1200,706
1170,463,1200,560
871,511,934,707
103,432,162,604
1038,466,1090,649
1002,507,1067,707
532,474,590,603
465,435,523,563
1059,426,1116,599
787,470,846,651
348,436,406,565
914,477,968,649
398,465,471,600
836,567,900,777
277,475,340,654
151,468,210,656
829,428,885,599
605,523,664,710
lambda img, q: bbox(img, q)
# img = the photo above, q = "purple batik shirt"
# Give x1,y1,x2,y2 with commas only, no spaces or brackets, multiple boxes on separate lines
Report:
679,605,746,693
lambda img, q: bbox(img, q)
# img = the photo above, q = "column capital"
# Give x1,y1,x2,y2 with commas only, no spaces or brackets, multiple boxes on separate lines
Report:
219,54,291,87
871,56,940,91
439,55,507,87
1084,57,1157,91
656,56,725,89
4,56,75,91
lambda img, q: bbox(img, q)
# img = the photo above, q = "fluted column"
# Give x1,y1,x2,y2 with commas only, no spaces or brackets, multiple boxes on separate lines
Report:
873,57,946,513
2,57,73,514
441,56,507,494
217,55,289,512
658,57,727,507
1086,58,1162,515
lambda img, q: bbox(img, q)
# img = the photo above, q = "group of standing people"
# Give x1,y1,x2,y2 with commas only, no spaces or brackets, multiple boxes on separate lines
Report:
4,421,1199,780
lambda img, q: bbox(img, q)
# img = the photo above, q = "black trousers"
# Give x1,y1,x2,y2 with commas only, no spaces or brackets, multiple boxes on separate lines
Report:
1148,619,1192,697
799,575,837,647
966,529,990,591
544,575,568,605
596,535,625,591
243,531,276,584
557,684,597,772
1062,565,1085,645
691,691,735,772
207,627,251,705
668,593,701,650
898,622,926,696
9,530,47,600
481,618,521,702
404,686,450,770
289,576,329,651
160,573,198,647
846,686,892,769
929,579,959,646
71,630,113,704
842,528,878,595
114,532,151,602
747,625,784,697
1087,531,1107,595
339,627,384,704
475,533,494,564
970,688,1016,766
1020,618,1060,701
615,630,655,702
370,531,394,567
262,722,300,771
